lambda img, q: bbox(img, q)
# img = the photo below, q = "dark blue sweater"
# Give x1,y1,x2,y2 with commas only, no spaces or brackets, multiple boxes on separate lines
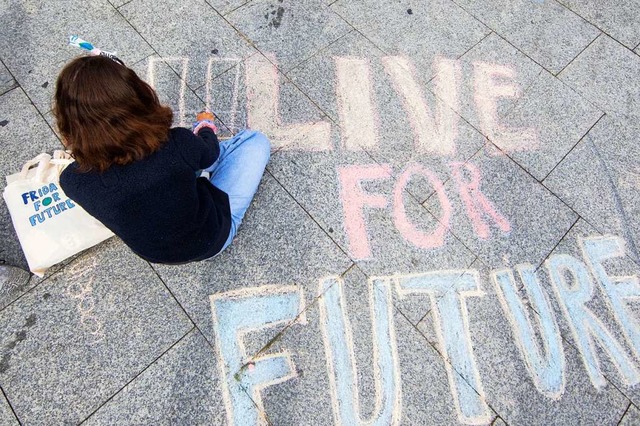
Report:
60,127,231,263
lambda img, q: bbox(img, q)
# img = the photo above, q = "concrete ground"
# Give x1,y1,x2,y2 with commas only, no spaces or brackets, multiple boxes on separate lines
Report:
1,0,640,424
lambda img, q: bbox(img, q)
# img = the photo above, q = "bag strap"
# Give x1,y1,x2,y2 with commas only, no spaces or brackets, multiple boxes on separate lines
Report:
20,153,51,180
19,151,74,183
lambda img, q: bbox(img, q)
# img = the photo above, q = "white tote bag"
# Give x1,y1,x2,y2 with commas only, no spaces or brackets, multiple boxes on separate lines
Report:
3,151,113,276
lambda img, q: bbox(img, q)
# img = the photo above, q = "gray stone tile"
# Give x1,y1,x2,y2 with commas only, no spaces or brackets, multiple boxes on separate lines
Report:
544,115,640,264
0,61,16,96
331,0,490,71
237,266,496,425
620,404,640,425
109,0,132,7
0,89,62,269
152,173,353,341
492,417,507,426
559,35,640,118
85,329,227,425
0,238,192,424
0,392,17,425
120,0,255,91
0,265,32,311
499,70,603,180
0,0,154,112
195,53,333,144
207,0,251,15
416,259,630,425
227,0,351,72
454,0,600,74
424,145,577,269
427,33,543,143
558,0,640,49
537,219,640,408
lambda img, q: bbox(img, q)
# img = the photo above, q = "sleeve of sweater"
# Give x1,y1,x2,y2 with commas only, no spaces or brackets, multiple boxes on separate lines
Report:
174,127,220,170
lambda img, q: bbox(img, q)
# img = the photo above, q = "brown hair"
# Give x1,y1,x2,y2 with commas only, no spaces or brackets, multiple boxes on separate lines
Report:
53,56,173,172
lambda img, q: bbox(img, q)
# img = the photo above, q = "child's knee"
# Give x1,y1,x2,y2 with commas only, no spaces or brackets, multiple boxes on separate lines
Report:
250,131,271,163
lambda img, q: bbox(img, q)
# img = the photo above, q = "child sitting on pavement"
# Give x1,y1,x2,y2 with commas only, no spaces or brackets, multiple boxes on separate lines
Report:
55,55,270,263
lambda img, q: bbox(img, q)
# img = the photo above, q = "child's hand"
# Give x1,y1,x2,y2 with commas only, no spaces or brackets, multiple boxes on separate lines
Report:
192,110,218,134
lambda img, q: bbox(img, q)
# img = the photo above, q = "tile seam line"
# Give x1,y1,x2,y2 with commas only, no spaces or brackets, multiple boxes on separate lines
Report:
411,255,479,326
78,326,196,425
263,168,353,262
403,295,503,421
243,268,347,366
477,136,583,221
283,28,357,77
554,0,640,53
147,262,197,328
0,385,21,425
327,5,392,56
533,215,580,274
555,32,603,77
542,113,606,182
617,402,632,426
449,0,579,76
113,0,134,9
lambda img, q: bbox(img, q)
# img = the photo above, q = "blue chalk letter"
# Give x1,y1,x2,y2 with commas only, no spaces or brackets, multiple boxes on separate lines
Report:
318,276,401,426
397,270,490,424
492,266,565,398
546,254,640,388
210,285,305,425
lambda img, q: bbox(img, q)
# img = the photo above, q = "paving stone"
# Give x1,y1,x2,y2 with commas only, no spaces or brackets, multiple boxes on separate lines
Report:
620,404,640,425
427,32,544,142
152,173,353,341
537,219,640,408
120,0,255,91
0,89,62,269
0,62,16,96
559,35,640,118
454,0,600,74
227,0,351,72
240,266,497,425
0,0,153,112
0,238,192,425
544,115,640,265
0,392,17,425
207,0,250,15
416,258,631,425
108,0,132,8
0,265,31,311
85,329,227,425
331,0,490,71
558,0,640,50
424,145,577,270
498,70,603,180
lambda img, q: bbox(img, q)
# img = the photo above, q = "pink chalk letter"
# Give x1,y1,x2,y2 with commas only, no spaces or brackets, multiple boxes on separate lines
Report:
393,163,451,249
338,164,392,259
451,162,510,239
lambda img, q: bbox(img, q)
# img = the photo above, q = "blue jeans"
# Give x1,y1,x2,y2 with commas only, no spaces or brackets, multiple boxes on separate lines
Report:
204,130,271,255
